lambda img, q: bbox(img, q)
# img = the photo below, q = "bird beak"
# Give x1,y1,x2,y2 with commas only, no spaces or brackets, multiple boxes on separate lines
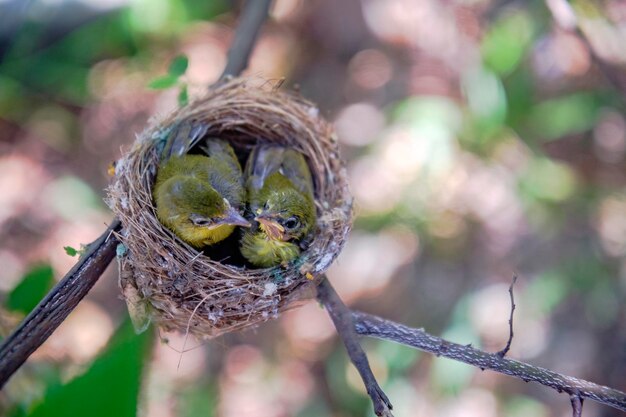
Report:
217,207,251,228
255,215,285,240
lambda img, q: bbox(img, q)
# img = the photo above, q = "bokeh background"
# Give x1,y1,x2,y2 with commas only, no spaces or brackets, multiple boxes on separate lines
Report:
1,0,626,416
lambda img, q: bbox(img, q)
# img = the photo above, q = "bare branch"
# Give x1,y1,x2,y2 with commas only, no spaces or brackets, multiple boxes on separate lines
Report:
353,311,626,413
571,393,584,417
219,0,273,81
496,274,517,358
317,278,393,417
0,220,121,388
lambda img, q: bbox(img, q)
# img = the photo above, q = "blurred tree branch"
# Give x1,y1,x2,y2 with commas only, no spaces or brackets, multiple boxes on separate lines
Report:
219,0,272,81
545,0,626,97
488,0,626,99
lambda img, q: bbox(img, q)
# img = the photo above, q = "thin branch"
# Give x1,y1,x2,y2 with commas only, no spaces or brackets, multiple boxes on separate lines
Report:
0,220,121,388
571,393,584,417
353,311,626,413
496,274,517,358
219,0,273,81
317,278,393,417
0,0,273,389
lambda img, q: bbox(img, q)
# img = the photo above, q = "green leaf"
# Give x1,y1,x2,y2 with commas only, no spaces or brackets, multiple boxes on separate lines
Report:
26,320,153,417
7,265,54,314
168,54,188,77
519,158,577,202
177,84,189,106
64,246,78,257
527,93,599,141
148,74,178,89
482,12,534,75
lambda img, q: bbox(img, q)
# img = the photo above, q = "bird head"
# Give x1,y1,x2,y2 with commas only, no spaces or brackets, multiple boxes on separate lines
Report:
156,177,250,245
187,201,251,229
255,188,315,242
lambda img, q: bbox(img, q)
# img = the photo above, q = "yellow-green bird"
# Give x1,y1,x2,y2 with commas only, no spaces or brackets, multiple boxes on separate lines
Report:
240,146,316,267
153,134,250,248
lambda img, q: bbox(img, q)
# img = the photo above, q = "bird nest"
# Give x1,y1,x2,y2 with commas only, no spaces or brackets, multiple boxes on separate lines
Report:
106,79,353,339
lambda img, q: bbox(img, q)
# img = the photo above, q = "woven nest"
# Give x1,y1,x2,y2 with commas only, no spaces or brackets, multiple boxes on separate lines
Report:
106,79,353,339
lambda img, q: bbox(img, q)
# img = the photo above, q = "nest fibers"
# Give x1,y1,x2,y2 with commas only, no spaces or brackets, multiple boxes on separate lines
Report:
106,79,353,338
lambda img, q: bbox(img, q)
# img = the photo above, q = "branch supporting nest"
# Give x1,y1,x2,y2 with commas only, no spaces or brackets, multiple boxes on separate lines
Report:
316,275,626,415
352,311,626,413
220,0,273,80
0,220,121,388
317,278,393,417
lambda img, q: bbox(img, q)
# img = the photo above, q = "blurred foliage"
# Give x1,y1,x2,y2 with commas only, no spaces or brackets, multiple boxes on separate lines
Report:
12,320,152,417
148,54,190,106
177,380,217,417
1,0,626,416
6,265,54,315
0,1,225,118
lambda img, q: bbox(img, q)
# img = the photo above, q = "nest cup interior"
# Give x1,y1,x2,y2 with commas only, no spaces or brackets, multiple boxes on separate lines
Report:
108,79,353,338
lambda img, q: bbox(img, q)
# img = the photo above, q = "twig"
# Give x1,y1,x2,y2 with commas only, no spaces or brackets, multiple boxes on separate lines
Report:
317,278,393,417
219,0,273,81
571,393,584,417
353,311,626,413
496,274,517,358
0,0,273,389
0,220,121,388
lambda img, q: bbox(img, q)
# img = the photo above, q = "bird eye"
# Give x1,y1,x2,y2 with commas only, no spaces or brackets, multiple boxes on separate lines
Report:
283,217,300,229
190,217,211,226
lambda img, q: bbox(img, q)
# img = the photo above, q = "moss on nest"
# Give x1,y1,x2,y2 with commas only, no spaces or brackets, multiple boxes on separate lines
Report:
106,78,353,339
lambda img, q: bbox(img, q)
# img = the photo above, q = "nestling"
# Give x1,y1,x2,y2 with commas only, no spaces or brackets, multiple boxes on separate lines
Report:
240,145,316,267
153,137,250,248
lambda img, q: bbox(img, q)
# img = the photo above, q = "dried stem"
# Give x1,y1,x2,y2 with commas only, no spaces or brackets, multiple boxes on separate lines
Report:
353,311,626,413
496,274,517,358
0,220,121,388
316,278,393,417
